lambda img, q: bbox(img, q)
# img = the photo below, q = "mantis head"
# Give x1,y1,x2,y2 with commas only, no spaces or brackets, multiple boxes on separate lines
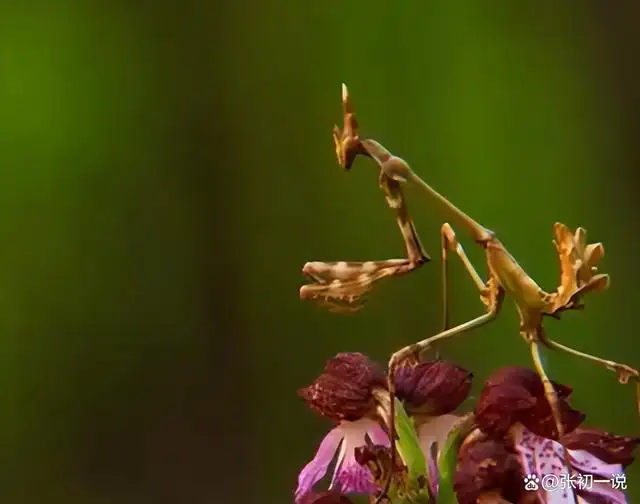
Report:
332,83,368,171
332,84,413,185
545,222,610,316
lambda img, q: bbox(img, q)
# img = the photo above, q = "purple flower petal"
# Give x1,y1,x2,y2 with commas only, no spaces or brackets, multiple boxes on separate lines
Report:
580,480,627,504
513,425,578,503
329,419,381,495
570,451,627,504
296,427,345,503
569,449,623,479
427,450,439,496
367,423,391,447
513,425,630,504
417,413,460,457
333,461,377,495
416,415,460,499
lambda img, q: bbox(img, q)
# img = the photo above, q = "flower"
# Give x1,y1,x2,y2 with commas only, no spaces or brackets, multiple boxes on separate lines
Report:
394,358,475,494
295,353,473,503
474,366,585,440
295,353,391,503
457,366,637,504
453,425,636,504
294,418,390,503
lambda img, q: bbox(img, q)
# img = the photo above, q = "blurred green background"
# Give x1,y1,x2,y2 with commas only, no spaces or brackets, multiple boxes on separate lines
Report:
0,1,638,503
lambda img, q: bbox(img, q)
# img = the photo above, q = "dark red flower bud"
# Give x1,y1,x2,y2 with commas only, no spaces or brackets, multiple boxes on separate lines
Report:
564,426,640,467
298,491,353,504
298,353,386,422
454,440,522,504
394,360,473,415
474,367,585,440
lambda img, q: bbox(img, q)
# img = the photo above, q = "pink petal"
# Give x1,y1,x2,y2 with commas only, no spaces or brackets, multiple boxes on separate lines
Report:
513,426,631,504
367,423,391,447
580,480,627,504
295,427,345,503
333,460,377,495
427,450,439,496
569,449,623,479
513,425,577,503
417,413,461,459
329,419,380,495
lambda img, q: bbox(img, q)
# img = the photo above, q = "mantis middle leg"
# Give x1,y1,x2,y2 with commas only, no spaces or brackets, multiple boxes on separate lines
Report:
377,224,502,503
440,222,487,332
400,222,503,366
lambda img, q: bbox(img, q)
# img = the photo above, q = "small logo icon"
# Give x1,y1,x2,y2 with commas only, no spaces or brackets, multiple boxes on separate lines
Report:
523,474,540,491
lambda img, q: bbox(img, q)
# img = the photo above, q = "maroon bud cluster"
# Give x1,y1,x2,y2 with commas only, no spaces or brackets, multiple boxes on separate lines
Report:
394,360,473,415
298,353,385,422
454,440,522,504
474,367,585,440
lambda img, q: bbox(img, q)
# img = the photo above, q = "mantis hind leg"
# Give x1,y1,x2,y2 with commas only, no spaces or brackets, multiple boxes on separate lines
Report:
528,340,568,442
440,223,487,329
380,309,501,502
389,222,504,376
379,224,502,503
391,311,499,374
544,337,640,416
529,340,579,503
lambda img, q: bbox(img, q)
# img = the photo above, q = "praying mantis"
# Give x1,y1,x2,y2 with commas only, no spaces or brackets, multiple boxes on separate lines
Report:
300,84,640,502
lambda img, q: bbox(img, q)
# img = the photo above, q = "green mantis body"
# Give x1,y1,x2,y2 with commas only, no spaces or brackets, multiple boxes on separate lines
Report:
300,84,640,502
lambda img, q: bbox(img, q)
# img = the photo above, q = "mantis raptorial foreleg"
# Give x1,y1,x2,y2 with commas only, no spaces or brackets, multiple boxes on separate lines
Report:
299,86,430,314
301,259,420,314
543,337,640,415
299,187,428,313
